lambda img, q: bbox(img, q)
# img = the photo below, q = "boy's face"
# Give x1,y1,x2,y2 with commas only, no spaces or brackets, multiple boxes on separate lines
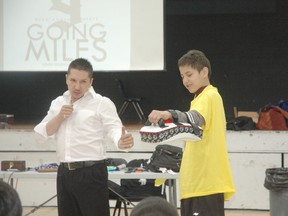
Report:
179,65,209,94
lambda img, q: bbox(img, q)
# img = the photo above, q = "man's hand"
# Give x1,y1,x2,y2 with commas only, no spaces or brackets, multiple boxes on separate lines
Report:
46,104,73,136
59,104,73,119
118,126,134,150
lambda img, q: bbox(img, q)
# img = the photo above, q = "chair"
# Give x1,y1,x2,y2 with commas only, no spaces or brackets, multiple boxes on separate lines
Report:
108,159,166,216
116,79,145,120
108,180,134,216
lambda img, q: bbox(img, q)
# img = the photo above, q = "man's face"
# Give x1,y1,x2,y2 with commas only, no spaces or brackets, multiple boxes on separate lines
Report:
66,68,93,102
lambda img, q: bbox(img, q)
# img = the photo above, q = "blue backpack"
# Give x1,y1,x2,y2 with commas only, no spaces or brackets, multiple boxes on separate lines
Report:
278,100,288,112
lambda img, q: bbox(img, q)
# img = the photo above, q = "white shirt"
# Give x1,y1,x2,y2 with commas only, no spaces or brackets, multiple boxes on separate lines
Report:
34,87,123,162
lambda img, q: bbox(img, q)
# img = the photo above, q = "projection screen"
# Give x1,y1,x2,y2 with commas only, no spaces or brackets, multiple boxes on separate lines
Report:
0,0,164,71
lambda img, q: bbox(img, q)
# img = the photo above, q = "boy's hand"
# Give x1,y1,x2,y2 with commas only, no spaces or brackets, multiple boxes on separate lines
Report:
148,110,172,124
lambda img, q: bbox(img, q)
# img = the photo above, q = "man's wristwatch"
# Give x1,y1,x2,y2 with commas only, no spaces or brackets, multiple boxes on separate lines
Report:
167,109,178,123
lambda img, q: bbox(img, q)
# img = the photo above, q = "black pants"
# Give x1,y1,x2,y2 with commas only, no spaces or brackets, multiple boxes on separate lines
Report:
181,193,225,216
57,163,110,216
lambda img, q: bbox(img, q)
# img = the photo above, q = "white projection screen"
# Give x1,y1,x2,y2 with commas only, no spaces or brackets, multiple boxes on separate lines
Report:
0,0,164,72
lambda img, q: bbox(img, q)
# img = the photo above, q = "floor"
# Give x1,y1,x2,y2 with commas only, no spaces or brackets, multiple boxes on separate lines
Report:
22,207,270,216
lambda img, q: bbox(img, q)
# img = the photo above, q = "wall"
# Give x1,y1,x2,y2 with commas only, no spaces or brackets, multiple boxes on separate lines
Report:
0,0,288,123
1,129,288,209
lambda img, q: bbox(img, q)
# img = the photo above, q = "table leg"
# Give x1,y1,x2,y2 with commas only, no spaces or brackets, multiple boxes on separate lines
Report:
167,179,177,207
172,179,177,206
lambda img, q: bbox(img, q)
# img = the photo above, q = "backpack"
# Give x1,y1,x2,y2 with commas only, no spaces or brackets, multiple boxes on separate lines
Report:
146,144,183,173
226,116,256,131
120,159,165,199
278,100,288,112
108,159,165,200
256,105,288,130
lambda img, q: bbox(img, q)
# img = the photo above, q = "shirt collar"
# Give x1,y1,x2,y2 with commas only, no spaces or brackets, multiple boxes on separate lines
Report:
194,86,207,98
63,87,95,101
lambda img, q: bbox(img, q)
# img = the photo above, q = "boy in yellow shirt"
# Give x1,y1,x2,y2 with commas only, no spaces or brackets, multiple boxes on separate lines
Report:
148,50,235,216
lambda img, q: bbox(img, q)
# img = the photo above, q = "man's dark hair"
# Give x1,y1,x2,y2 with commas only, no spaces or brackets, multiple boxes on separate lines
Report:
0,181,22,216
178,50,212,78
67,58,93,78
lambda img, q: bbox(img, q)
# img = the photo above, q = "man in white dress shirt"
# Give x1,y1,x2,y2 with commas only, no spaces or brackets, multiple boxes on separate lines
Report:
34,58,134,216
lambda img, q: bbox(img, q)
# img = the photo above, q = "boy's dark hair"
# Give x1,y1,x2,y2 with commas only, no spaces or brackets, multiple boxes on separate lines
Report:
67,58,93,78
0,181,22,216
178,50,212,78
130,196,179,216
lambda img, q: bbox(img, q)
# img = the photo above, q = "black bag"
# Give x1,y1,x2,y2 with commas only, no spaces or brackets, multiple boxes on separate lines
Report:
226,116,256,130
108,159,165,206
146,144,183,172
120,159,165,198
108,180,126,199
